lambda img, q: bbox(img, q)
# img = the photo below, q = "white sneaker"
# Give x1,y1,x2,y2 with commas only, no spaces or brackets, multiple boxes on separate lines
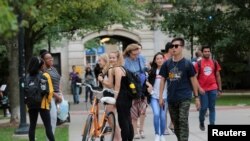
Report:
154,134,160,141
163,129,170,135
160,135,166,141
134,133,140,139
140,130,145,138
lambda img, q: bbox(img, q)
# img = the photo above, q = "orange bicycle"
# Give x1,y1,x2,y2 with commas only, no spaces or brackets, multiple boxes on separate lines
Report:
82,83,116,141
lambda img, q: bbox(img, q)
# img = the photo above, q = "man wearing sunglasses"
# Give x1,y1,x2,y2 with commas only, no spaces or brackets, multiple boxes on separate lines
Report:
159,37,200,141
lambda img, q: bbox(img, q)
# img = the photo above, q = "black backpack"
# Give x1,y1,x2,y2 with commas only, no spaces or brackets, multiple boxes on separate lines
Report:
122,67,142,99
24,72,49,107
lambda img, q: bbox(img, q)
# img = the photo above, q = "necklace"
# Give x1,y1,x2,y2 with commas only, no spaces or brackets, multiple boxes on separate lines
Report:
172,59,179,70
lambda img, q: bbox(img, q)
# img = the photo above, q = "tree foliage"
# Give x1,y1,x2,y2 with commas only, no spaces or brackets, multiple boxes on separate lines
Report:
0,0,143,123
0,0,18,38
159,0,250,89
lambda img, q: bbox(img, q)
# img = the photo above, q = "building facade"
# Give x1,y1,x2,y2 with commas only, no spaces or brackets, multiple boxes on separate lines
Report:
51,25,192,94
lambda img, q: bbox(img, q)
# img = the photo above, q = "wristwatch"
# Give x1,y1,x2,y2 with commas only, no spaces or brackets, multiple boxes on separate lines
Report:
194,95,199,98
218,90,222,93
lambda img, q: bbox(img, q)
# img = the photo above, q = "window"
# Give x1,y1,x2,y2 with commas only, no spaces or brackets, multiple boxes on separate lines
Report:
86,55,96,69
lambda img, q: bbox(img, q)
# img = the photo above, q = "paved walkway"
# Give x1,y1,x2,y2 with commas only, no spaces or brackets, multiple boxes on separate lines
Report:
65,94,250,141
1,93,250,141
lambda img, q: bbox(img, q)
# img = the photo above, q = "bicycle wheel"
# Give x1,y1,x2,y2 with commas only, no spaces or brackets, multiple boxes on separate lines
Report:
82,115,94,141
100,112,116,141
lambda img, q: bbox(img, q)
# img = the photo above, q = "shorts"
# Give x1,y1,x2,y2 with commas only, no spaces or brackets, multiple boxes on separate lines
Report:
130,98,148,120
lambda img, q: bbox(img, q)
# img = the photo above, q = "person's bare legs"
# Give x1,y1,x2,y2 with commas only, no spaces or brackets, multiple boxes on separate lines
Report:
139,114,146,138
169,121,174,133
106,105,122,141
132,119,140,139
164,108,171,135
114,125,122,141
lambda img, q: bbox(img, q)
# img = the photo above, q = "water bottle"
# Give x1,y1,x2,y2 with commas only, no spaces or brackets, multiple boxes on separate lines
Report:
129,83,137,94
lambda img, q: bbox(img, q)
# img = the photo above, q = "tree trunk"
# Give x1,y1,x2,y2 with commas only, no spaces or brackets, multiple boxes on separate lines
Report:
6,38,20,125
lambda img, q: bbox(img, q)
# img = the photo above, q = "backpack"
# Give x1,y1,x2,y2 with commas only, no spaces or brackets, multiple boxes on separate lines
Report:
122,67,142,99
24,72,49,107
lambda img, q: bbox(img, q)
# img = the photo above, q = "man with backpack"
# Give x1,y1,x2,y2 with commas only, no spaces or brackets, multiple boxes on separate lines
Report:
194,45,222,131
159,37,200,141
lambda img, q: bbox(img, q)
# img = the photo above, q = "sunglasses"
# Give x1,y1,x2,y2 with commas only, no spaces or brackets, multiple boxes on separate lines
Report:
171,44,183,48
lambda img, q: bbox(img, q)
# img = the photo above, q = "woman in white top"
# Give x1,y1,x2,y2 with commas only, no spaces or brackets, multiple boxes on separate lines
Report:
148,52,167,141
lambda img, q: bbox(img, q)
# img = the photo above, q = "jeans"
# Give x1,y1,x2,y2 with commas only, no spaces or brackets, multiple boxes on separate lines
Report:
71,83,78,103
85,86,93,102
199,89,217,125
71,83,75,95
150,97,166,135
74,86,80,103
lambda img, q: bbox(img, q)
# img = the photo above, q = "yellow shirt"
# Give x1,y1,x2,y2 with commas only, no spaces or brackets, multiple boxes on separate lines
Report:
41,72,54,110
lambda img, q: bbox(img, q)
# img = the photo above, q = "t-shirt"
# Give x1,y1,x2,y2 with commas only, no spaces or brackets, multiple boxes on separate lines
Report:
69,72,78,83
159,58,196,103
124,55,147,74
124,55,147,85
45,67,61,92
194,58,221,91
151,69,167,99
84,71,95,86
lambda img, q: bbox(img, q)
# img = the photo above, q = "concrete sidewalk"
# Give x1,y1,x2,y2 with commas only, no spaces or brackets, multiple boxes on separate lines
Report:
1,93,249,141
65,94,250,141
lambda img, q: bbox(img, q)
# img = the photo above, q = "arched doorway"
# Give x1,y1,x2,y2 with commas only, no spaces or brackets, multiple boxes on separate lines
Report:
82,28,141,67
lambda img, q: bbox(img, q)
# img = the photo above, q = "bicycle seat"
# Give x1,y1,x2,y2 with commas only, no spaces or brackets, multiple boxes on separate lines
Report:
100,97,116,105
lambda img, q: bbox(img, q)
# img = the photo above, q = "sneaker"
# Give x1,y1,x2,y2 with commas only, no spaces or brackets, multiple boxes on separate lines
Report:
200,123,205,131
154,134,160,141
140,130,145,138
134,133,140,139
160,135,166,141
169,127,175,134
163,129,170,135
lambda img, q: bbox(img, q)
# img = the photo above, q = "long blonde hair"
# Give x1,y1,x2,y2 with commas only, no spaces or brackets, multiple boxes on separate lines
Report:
109,51,124,67
98,53,110,75
123,43,140,57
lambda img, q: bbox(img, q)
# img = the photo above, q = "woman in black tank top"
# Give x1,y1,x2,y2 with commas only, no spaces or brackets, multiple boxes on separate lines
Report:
109,51,134,141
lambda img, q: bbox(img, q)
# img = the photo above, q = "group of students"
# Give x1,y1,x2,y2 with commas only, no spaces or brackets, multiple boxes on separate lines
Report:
27,36,221,141
26,50,63,141
89,42,169,141
157,37,221,141
90,37,222,141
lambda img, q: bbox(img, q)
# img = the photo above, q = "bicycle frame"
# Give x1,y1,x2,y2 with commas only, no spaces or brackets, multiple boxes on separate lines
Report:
82,83,115,139
88,96,108,138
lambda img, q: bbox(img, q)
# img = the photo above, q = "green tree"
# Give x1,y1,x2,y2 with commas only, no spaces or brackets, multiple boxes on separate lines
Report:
159,0,250,89
0,0,142,123
0,1,18,38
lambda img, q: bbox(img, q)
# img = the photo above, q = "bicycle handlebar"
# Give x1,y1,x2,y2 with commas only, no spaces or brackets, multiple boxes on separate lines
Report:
81,83,116,96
